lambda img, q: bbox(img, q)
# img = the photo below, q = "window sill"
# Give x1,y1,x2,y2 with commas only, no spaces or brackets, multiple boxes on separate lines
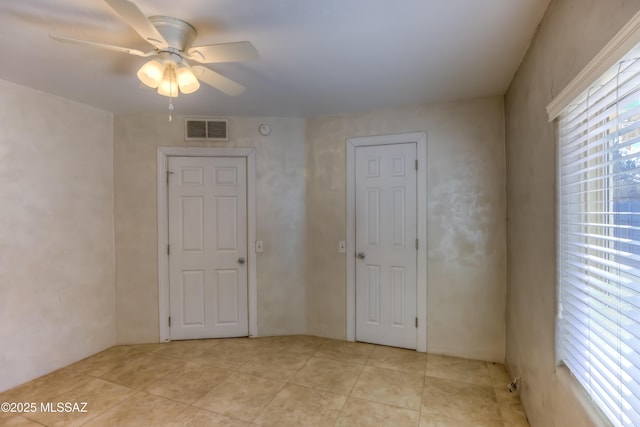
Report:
556,366,614,427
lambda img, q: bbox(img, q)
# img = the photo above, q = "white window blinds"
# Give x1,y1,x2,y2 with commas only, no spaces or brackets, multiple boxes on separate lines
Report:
558,44,640,427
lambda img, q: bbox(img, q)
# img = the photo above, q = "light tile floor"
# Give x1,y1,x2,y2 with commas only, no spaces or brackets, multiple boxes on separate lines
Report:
0,336,529,426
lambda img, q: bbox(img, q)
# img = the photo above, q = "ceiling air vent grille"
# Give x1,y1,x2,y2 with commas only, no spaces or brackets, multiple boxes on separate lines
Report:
185,118,229,141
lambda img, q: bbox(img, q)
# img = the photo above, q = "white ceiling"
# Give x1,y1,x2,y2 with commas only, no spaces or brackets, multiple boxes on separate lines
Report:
0,0,550,117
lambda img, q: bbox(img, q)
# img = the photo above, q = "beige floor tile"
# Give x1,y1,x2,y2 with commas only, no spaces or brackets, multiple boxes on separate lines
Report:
426,354,492,386
499,411,529,427
254,384,346,427
367,346,427,374
122,343,165,353
101,352,186,389
352,365,424,410
422,376,501,424
68,346,141,377
82,391,188,426
0,412,43,426
493,387,522,407
290,357,363,395
265,335,327,354
487,363,512,389
335,397,419,427
494,388,529,426
164,406,250,426
23,378,135,427
419,412,503,427
153,339,219,359
193,372,284,422
314,340,374,364
187,341,259,369
223,337,273,351
144,362,231,404
237,350,310,382
3,337,519,426
1,367,93,403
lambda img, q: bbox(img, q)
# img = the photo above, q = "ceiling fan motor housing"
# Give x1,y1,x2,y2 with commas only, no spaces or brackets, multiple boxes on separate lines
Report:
149,16,197,53
157,51,183,66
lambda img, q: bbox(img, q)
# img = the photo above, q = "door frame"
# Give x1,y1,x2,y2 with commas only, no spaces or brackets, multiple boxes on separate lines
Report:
157,146,257,342
346,132,427,352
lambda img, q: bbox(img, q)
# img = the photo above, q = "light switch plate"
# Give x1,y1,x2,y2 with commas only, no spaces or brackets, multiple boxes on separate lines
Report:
256,240,264,253
338,241,346,253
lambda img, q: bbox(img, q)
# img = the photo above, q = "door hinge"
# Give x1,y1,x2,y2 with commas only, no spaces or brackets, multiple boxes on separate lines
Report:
167,244,170,255
415,317,418,328
415,159,418,170
166,170,174,184
415,239,418,250
168,316,172,327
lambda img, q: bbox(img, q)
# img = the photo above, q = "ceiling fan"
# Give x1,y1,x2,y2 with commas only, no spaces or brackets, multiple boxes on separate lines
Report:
50,0,259,99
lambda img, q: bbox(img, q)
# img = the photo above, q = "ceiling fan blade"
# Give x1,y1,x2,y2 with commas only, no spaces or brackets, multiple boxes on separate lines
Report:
50,35,154,57
104,0,167,48
187,42,259,64
192,66,246,96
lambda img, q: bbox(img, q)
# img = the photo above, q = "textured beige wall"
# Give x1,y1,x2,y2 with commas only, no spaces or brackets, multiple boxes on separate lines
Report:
504,1,640,425
113,114,306,343
0,79,115,392
305,98,507,362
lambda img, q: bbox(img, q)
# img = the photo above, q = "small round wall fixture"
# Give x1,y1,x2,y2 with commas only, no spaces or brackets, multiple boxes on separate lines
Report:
258,124,271,136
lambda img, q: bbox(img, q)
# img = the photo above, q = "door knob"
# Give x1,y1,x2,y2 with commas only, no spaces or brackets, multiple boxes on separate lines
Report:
238,257,246,264
357,252,365,259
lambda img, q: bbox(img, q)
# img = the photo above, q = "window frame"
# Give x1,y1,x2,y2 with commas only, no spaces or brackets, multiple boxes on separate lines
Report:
551,17,640,426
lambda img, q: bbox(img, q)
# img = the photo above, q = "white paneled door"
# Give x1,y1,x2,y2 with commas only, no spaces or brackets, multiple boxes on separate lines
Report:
355,143,417,349
168,156,248,340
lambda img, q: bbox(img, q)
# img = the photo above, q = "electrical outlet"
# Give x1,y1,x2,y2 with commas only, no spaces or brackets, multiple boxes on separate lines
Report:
338,241,346,253
256,240,264,253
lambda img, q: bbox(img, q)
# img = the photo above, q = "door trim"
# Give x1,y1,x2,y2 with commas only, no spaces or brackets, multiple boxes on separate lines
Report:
157,146,257,342
346,132,427,352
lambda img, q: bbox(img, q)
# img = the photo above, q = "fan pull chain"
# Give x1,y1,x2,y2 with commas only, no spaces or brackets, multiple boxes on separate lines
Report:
168,69,175,122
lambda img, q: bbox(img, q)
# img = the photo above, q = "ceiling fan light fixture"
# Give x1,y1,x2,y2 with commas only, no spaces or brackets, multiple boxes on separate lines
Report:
137,59,164,88
175,63,200,94
157,66,179,97
50,1,257,109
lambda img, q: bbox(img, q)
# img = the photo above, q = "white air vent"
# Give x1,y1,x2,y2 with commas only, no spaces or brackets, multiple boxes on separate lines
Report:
185,118,228,141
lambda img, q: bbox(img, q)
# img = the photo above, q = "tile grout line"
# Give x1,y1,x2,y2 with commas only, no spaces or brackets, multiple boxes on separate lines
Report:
230,341,276,424
86,341,242,425
335,341,376,417
350,344,428,419
17,372,112,427
234,339,321,424
152,342,269,425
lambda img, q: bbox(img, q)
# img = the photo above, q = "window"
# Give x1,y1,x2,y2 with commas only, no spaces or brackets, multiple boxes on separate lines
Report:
557,44,640,426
